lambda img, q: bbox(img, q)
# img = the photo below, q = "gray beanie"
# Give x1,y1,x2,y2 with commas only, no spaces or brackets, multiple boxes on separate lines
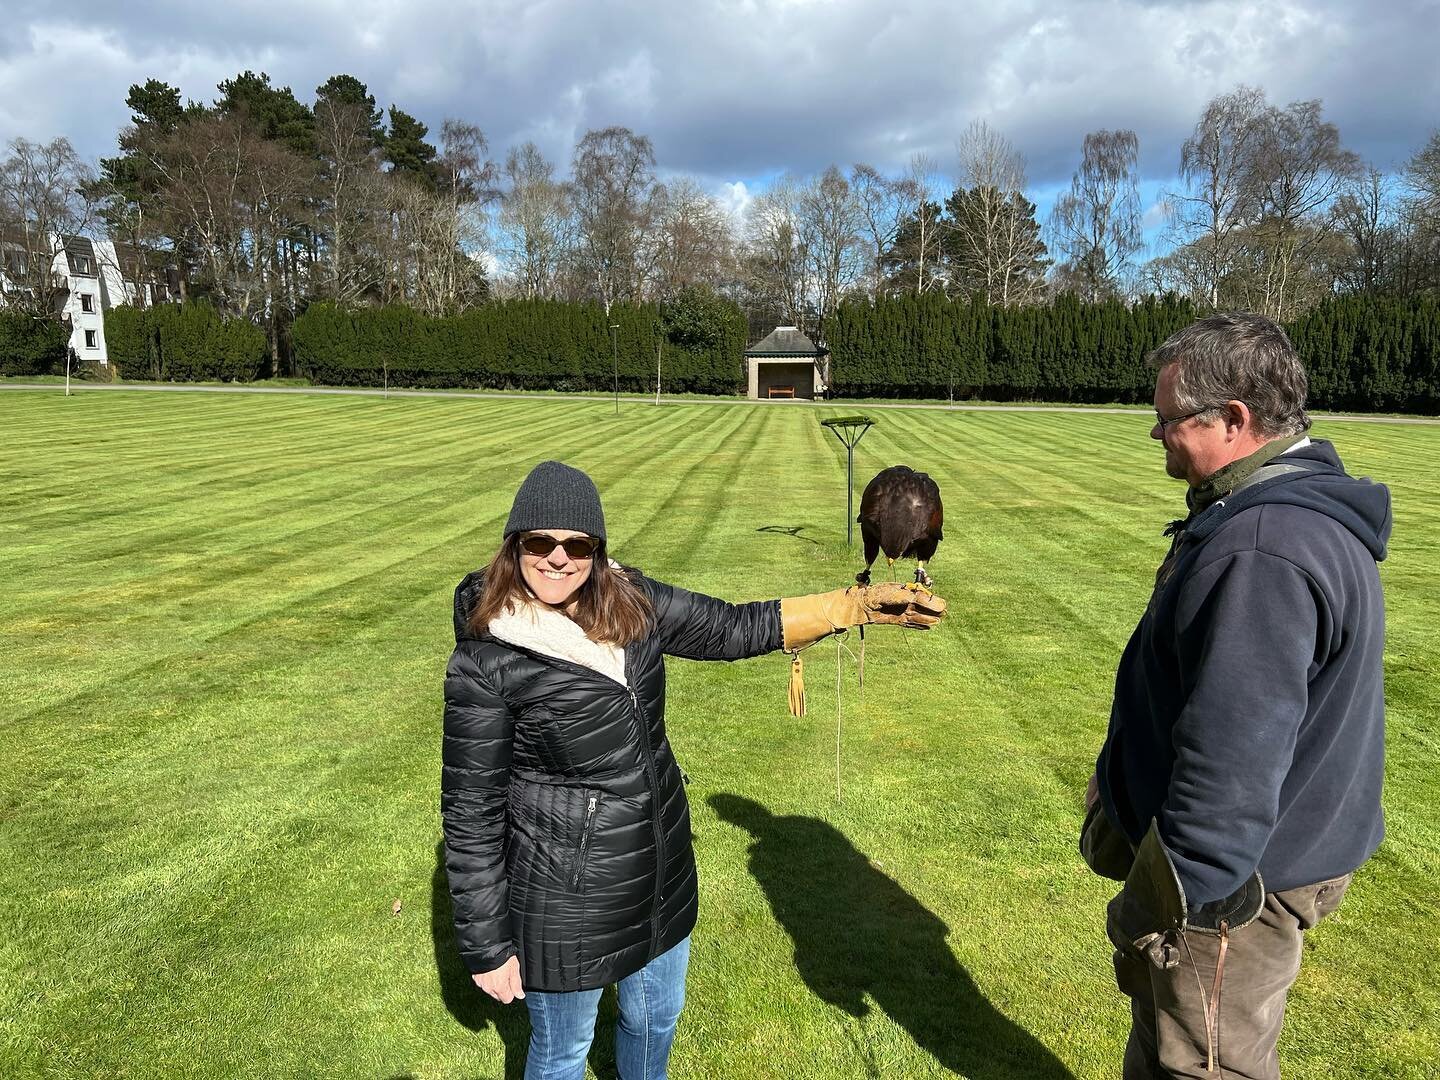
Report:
503,461,606,541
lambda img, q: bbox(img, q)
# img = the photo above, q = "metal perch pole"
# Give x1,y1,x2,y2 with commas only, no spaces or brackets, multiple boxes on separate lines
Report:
819,416,876,545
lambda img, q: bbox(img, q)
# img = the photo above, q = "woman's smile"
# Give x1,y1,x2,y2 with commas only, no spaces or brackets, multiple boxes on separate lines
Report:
519,529,595,605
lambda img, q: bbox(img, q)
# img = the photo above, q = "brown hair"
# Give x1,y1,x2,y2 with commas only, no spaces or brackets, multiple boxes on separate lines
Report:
1147,312,1311,437
468,534,654,647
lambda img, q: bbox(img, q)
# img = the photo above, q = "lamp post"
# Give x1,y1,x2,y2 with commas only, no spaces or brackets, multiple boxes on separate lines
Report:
609,323,620,415
62,314,73,397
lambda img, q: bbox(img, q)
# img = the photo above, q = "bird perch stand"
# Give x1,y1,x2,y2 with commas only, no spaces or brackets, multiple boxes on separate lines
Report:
820,415,875,546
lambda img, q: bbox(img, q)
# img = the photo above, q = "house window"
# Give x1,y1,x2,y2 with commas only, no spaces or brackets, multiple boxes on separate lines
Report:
85,330,97,349
80,293,94,313
73,255,91,274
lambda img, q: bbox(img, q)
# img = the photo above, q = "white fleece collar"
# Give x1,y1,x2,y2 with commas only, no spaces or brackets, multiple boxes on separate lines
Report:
488,600,628,687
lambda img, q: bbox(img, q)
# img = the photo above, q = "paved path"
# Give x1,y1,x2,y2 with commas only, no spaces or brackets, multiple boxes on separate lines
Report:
3,381,1437,425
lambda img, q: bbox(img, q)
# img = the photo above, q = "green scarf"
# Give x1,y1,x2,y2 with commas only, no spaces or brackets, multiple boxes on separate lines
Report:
1186,435,1307,515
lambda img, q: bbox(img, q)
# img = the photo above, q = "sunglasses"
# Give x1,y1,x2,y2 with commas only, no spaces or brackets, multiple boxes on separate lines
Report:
519,533,600,560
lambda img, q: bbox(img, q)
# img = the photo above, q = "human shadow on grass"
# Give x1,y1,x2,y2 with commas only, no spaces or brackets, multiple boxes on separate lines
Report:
431,841,531,1080
709,795,1074,1080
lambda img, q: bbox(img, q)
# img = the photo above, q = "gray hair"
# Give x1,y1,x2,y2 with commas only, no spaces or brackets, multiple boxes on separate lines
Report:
1147,313,1311,437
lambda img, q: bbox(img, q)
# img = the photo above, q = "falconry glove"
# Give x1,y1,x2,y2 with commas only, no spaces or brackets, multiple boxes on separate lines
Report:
779,583,947,716
780,582,947,652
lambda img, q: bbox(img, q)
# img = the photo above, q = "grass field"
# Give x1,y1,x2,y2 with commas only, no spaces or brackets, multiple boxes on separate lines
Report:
1,389,1436,1079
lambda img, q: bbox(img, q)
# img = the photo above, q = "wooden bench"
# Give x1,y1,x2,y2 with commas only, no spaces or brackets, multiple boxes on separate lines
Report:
767,385,796,398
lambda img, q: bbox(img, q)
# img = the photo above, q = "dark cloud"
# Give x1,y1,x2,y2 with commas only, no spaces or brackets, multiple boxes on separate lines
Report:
2,0,1434,203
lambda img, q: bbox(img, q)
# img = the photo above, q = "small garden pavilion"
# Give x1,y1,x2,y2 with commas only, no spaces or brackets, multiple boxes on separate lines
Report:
745,325,828,399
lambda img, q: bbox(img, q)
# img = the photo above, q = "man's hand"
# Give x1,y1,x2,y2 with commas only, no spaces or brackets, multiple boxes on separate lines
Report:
472,955,525,1003
1086,770,1099,811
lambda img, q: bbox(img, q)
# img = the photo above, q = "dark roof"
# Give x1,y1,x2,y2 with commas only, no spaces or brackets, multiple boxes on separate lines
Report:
745,325,824,357
0,222,54,255
65,237,97,276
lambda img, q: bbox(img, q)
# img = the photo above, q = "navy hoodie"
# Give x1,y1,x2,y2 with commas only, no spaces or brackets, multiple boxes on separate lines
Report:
1097,439,1392,905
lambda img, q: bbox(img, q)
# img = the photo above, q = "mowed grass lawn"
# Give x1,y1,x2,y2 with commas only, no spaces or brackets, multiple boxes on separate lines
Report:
1,390,1436,1080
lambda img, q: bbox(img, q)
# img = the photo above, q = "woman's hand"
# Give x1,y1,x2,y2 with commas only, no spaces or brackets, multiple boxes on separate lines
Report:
780,583,947,652
472,955,525,1003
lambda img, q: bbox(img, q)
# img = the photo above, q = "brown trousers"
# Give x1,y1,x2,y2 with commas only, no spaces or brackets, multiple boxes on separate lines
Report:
1110,874,1351,1080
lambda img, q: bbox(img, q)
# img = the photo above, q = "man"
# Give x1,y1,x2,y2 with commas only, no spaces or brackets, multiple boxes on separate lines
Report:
1086,313,1391,1079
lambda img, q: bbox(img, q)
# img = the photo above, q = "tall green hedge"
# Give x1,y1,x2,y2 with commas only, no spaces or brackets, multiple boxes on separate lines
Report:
292,296,748,394
88,293,1440,413
0,312,69,376
105,302,265,381
1286,295,1440,413
103,305,154,373
830,293,1199,402
829,293,1440,412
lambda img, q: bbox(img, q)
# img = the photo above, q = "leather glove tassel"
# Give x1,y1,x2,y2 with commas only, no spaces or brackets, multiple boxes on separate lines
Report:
788,653,806,717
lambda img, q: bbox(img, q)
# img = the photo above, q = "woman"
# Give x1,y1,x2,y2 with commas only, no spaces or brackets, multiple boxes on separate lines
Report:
442,460,944,1079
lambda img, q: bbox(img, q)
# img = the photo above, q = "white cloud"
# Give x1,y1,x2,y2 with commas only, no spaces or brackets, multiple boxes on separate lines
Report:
1,0,1434,192
1142,196,1170,233
717,180,752,223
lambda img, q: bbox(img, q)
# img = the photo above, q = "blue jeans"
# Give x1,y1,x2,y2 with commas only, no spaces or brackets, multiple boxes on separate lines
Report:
522,937,690,1080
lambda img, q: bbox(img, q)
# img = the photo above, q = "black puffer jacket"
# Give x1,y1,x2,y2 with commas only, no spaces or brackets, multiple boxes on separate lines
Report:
442,569,781,992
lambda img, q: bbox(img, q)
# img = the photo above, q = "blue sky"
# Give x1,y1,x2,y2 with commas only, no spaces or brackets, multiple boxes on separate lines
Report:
3,0,1436,244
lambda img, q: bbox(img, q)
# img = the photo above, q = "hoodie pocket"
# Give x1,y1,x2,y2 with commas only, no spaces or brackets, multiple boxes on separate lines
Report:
569,790,601,892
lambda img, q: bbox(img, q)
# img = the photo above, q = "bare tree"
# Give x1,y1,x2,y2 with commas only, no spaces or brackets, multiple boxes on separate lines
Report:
877,157,945,297
313,99,386,304
138,110,318,372
140,112,258,314
1140,242,1215,301
494,143,572,300
1048,129,1143,301
1399,130,1440,293
949,122,1047,304
648,177,734,297
902,155,944,295
850,163,909,298
569,126,659,313
386,174,489,317
1246,99,1360,319
741,176,807,333
796,165,863,343
1332,168,1399,295
1170,85,1267,309
249,136,316,373
0,137,99,317
424,120,495,312
1407,130,1440,212
86,162,164,308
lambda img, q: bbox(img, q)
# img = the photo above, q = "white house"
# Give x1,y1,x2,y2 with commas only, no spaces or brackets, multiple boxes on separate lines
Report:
0,230,176,366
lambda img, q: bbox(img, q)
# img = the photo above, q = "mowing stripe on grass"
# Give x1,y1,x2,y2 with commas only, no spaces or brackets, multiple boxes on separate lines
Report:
2,392,1436,1079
